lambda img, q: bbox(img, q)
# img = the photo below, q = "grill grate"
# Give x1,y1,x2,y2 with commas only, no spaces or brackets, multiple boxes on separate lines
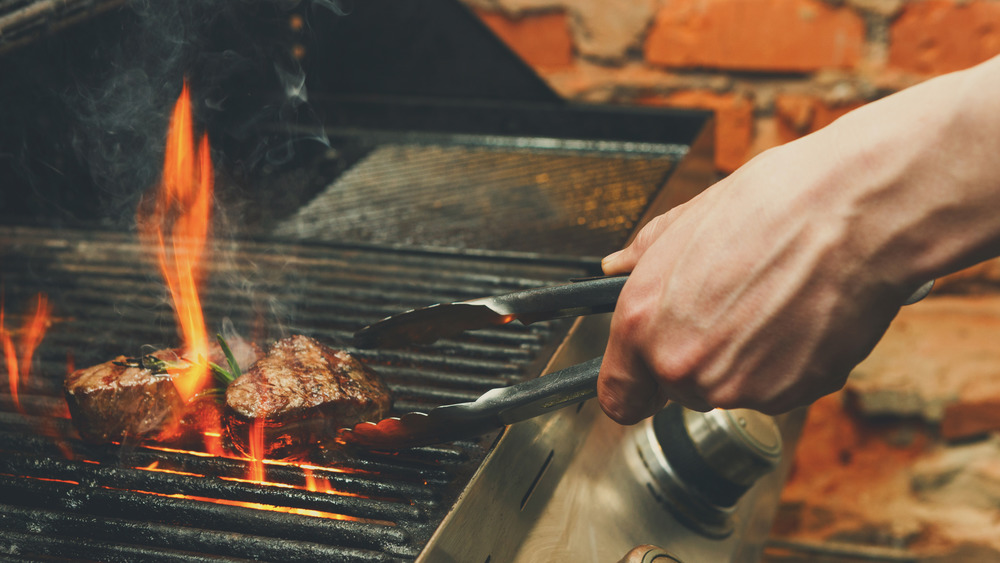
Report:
274,143,677,256
0,225,601,561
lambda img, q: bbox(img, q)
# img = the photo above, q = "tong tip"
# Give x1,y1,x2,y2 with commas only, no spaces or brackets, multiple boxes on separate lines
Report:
337,412,433,450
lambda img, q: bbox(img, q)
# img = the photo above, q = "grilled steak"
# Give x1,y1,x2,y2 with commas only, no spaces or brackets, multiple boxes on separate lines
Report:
225,335,391,459
65,348,187,443
65,340,260,443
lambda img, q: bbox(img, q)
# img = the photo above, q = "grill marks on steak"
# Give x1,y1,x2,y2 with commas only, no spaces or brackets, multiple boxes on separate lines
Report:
225,335,391,459
64,340,260,443
64,334,390,458
64,348,188,443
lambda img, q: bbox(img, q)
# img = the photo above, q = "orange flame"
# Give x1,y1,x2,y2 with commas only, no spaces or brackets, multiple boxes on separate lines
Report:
2,293,52,413
303,467,334,493
303,467,320,492
202,429,225,458
248,418,266,482
1,329,19,412
21,294,52,382
138,81,214,402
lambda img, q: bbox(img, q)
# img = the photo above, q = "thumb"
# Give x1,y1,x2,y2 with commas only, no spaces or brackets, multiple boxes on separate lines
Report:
602,213,672,275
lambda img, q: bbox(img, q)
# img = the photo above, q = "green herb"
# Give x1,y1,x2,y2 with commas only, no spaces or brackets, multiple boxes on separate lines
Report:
115,333,247,402
194,387,226,401
209,360,235,385
216,333,243,380
113,354,190,376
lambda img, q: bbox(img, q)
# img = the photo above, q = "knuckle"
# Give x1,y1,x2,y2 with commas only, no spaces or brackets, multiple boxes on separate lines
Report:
633,214,668,251
647,343,707,386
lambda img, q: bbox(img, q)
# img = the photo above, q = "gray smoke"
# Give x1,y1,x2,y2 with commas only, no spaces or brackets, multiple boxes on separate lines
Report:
69,0,344,226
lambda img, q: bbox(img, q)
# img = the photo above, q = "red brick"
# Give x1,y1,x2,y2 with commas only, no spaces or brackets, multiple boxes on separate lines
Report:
475,10,574,72
638,90,754,173
775,94,816,137
934,258,1000,292
644,0,865,72
848,296,1000,423
889,1,1000,75
779,391,931,533
774,94,862,142
746,116,782,158
941,398,1000,440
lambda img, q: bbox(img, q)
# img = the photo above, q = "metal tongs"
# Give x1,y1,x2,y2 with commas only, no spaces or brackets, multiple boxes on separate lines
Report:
342,275,627,449
341,276,935,450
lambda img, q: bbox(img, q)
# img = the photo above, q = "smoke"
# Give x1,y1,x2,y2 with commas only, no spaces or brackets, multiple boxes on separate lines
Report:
63,0,349,344
69,0,340,226
310,0,351,15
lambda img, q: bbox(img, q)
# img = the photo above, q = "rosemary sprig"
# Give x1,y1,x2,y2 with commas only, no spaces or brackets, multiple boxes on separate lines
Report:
113,354,189,375
209,360,234,386
114,333,246,398
217,333,243,381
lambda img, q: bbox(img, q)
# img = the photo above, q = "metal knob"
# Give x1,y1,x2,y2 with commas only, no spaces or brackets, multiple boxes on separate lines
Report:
680,407,783,502
617,545,684,563
632,403,783,537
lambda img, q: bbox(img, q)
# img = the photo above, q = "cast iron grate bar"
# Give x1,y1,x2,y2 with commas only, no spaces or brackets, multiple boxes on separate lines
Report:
0,506,395,563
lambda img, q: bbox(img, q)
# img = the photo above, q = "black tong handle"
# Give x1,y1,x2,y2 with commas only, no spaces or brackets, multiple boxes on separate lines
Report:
481,274,628,324
433,356,603,438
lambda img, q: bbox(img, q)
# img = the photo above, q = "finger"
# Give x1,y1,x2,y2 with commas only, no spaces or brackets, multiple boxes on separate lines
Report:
601,326,720,421
602,212,674,275
597,326,663,424
599,348,712,423
598,358,664,425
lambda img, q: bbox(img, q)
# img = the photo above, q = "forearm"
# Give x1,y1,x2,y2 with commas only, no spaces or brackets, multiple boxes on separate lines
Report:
820,54,1000,291
596,54,1000,421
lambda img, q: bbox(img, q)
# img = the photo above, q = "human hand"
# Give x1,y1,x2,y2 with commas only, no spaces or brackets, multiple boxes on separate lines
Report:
597,133,916,424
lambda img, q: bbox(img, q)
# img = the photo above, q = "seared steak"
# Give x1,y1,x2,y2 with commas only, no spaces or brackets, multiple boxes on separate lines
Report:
225,335,391,459
65,340,259,443
65,348,188,443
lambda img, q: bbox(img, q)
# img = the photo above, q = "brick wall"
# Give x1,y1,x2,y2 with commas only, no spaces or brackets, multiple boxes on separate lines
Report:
466,0,1000,173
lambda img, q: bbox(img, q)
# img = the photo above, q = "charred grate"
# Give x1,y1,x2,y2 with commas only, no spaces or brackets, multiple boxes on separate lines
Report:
274,143,677,256
0,0,125,55
0,225,602,561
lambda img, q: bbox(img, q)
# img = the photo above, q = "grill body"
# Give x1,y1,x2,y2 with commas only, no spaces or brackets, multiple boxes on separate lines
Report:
0,1,799,561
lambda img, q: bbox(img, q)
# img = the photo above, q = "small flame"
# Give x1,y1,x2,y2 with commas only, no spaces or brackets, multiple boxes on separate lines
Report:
302,467,334,493
248,418,266,482
138,81,214,402
21,294,52,384
1,293,52,413
2,332,19,412
1,298,19,410
202,429,225,457
303,466,318,492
